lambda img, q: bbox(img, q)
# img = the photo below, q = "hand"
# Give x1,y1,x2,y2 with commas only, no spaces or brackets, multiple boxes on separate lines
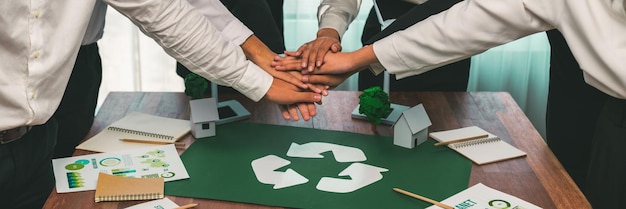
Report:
278,103,317,121
271,55,305,72
274,51,362,75
302,72,355,90
286,28,342,72
264,78,322,120
275,72,327,121
241,35,309,90
284,70,329,97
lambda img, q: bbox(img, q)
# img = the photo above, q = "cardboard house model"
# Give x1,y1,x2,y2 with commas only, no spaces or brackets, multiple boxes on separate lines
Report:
189,97,220,138
392,104,432,149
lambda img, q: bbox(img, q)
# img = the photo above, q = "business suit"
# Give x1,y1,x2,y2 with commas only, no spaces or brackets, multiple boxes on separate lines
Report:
358,0,470,91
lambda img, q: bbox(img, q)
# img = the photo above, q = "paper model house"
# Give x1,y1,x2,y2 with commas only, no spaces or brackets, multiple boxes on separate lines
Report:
189,98,220,138
392,104,432,149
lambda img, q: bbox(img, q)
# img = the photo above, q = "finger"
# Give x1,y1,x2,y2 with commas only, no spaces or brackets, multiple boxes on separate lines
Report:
297,103,311,121
274,72,308,89
300,44,311,69
278,105,291,120
273,60,305,71
288,105,300,121
306,103,317,116
331,43,342,53
316,49,328,67
305,83,321,94
307,46,317,72
306,75,343,87
288,92,322,104
284,50,300,57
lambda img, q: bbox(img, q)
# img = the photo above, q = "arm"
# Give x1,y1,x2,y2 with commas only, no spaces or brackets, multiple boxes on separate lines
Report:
186,0,321,121
280,0,554,85
187,0,311,90
102,0,321,105
287,0,361,72
372,0,552,78
185,0,252,46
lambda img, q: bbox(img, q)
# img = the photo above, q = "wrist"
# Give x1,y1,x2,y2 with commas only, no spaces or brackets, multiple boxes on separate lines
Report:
352,45,378,71
316,28,340,40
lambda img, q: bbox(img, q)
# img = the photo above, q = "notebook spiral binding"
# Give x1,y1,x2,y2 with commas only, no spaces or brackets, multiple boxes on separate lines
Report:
452,137,501,149
108,126,174,140
95,192,164,202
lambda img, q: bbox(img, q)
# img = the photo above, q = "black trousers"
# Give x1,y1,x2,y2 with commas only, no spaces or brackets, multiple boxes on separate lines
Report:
0,119,58,209
586,97,626,208
545,30,606,192
52,42,102,158
358,0,470,91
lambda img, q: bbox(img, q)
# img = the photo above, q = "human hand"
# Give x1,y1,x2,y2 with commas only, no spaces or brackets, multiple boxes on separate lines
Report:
276,71,329,121
273,51,362,75
285,28,342,72
264,78,323,120
278,103,317,121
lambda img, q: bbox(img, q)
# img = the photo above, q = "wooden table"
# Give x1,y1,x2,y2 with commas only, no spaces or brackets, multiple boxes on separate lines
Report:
44,91,590,209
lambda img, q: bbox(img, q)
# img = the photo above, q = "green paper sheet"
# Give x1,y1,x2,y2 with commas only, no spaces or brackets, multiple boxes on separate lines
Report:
165,123,471,209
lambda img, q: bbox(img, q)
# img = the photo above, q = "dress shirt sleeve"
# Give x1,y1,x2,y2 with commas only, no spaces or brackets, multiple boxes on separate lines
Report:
318,0,361,38
185,0,253,46
103,0,271,101
373,0,553,79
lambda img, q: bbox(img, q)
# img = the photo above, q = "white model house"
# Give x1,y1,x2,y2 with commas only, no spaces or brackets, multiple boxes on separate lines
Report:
189,97,219,138
392,104,432,148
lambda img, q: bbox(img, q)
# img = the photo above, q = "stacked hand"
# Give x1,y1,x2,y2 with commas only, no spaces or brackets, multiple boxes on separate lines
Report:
255,31,377,122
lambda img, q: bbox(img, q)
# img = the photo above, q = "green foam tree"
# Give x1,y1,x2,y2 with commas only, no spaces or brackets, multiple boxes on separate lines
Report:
359,86,392,133
184,73,209,100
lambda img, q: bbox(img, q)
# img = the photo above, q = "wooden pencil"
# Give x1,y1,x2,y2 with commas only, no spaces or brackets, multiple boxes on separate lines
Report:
174,203,198,209
393,188,454,209
119,138,185,147
433,134,489,146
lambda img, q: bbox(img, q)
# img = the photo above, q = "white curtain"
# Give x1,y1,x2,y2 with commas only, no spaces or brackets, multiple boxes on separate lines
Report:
468,33,550,138
283,1,550,138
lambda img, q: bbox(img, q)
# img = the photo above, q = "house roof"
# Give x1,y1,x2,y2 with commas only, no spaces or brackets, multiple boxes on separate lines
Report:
189,98,220,123
398,104,432,134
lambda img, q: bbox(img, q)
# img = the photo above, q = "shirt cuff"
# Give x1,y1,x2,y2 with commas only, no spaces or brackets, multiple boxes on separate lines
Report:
231,64,272,102
368,62,385,76
319,15,350,38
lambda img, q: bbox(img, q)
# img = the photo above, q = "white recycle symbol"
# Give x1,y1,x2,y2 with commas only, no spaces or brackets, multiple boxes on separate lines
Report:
251,142,388,193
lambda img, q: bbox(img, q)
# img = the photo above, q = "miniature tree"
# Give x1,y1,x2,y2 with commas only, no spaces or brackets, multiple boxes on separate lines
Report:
359,86,392,133
184,73,209,100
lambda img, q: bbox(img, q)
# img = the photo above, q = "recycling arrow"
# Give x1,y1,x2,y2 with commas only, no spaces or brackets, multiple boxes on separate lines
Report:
286,142,367,162
316,163,388,193
251,155,309,189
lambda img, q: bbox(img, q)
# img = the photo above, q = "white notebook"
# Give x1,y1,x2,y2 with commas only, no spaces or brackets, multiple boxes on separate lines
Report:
76,112,190,153
429,126,526,165
426,183,542,209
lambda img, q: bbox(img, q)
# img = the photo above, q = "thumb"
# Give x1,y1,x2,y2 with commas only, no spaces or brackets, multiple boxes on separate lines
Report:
331,44,342,52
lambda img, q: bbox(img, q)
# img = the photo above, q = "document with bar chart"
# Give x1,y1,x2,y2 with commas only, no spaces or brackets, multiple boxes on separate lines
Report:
52,144,188,193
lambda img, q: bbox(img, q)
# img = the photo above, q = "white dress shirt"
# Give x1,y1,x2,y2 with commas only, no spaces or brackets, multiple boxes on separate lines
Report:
373,0,626,99
318,0,362,38
82,0,253,45
0,0,272,131
317,0,428,38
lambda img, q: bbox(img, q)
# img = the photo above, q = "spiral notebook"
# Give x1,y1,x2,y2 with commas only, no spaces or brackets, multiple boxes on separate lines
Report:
429,126,526,165
76,112,190,153
95,172,164,202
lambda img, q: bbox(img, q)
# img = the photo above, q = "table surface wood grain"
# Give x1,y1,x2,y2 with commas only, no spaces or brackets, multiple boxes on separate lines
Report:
44,91,590,209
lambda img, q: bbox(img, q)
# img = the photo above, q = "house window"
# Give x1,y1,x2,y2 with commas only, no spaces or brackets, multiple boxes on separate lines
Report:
202,123,211,130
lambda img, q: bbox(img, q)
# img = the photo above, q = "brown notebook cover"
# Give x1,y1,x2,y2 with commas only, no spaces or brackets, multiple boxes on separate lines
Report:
94,173,164,202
